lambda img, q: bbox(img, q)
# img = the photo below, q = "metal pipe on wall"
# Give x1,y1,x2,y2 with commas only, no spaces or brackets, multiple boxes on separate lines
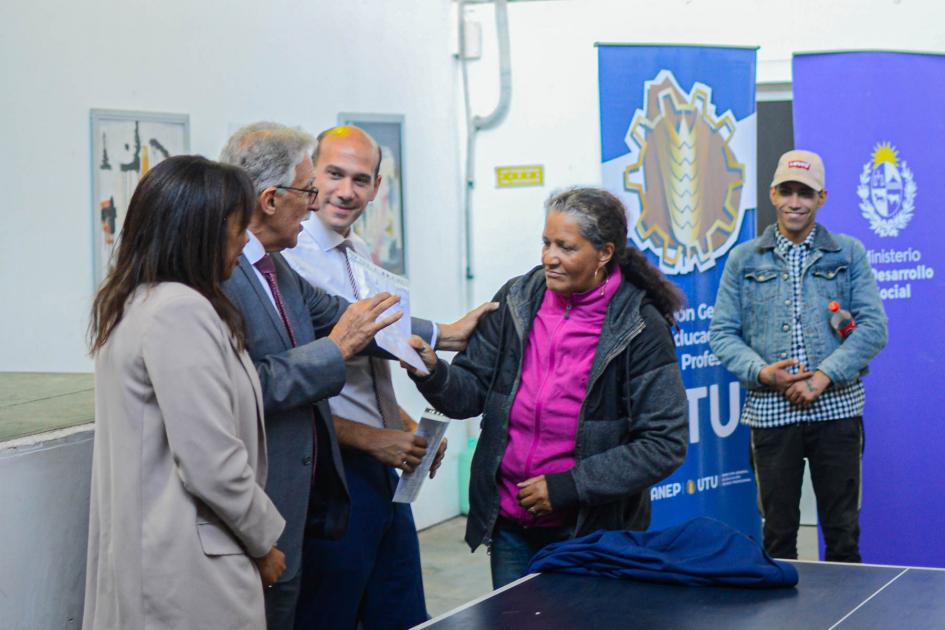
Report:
458,0,512,294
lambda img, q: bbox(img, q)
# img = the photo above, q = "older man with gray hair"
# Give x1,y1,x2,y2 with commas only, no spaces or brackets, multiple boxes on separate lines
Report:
220,122,487,629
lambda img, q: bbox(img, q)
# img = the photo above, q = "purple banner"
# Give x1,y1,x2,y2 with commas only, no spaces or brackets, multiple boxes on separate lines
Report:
793,51,945,567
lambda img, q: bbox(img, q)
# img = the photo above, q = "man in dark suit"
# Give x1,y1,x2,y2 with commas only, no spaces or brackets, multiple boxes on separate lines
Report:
219,122,483,629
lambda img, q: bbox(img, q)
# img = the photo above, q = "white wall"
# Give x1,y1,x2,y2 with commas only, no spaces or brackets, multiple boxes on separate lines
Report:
0,0,466,373
0,428,94,630
460,0,945,304
0,0,470,527
457,0,945,528
5,0,945,543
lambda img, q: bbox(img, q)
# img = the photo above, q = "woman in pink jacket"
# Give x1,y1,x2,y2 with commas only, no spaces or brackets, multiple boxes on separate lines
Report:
410,188,689,588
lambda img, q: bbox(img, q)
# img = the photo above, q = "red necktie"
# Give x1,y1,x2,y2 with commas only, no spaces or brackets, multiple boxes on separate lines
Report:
253,253,318,481
253,254,297,347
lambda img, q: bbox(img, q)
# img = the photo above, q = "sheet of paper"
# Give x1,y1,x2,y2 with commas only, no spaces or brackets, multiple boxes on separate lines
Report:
345,248,428,375
393,408,451,504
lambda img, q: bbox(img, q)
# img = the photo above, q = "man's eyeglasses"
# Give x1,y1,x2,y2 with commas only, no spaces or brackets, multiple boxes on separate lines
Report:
274,185,319,203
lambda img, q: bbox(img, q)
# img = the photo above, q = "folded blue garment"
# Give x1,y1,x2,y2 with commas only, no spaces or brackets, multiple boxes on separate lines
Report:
526,517,798,588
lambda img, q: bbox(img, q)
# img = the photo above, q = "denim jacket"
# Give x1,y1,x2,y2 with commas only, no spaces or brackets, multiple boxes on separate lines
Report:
709,224,887,390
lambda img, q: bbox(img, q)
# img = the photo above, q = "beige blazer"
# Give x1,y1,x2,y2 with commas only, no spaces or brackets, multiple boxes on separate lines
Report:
83,283,285,630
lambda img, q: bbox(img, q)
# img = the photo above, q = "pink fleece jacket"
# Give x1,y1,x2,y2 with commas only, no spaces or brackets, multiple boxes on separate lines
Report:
498,266,622,527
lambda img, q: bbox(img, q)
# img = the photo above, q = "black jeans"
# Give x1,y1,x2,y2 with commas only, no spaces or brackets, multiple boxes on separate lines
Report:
750,418,864,562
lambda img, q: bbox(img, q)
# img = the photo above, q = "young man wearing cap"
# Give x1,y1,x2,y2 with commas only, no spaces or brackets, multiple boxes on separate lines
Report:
709,150,887,562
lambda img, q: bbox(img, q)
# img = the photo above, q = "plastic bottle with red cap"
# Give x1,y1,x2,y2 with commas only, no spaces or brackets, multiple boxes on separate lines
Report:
828,301,856,340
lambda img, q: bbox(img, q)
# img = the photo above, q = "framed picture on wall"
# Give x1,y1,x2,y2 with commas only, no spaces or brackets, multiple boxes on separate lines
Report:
336,113,406,276
90,109,190,286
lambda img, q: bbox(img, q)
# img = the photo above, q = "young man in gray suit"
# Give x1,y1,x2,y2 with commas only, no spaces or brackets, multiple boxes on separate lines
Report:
220,122,485,630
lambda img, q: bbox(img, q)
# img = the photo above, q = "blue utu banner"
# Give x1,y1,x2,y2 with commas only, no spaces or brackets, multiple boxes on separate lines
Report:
597,44,760,537
793,51,945,567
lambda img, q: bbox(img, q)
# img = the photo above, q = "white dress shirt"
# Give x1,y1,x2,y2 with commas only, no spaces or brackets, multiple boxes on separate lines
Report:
283,215,389,429
242,231,277,311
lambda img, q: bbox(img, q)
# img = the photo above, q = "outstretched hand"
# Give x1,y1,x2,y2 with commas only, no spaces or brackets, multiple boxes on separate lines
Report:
329,292,402,360
402,335,439,377
435,301,500,351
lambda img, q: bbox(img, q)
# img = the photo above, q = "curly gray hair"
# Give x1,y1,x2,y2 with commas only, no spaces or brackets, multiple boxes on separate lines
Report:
544,186,685,321
219,122,316,197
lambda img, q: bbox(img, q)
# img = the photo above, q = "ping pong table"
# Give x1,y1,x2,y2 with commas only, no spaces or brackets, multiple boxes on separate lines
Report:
417,560,945,629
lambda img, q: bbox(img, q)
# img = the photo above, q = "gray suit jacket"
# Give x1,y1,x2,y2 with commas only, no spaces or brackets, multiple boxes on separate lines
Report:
223,253,433,580
84,283,284,630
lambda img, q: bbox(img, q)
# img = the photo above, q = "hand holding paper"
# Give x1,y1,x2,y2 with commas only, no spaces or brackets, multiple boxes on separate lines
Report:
345,248,428,374
402,335,438,377
393,409,451,503
328,292,403,360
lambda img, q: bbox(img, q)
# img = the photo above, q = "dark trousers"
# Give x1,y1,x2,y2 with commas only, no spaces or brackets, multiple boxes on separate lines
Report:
489,517,572,589
294,450,427,630
265,566,302,630
750,417,864,562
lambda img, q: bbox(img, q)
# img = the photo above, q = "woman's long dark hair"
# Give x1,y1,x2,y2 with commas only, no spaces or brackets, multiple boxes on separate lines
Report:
545,187,685,323
89,155,254,353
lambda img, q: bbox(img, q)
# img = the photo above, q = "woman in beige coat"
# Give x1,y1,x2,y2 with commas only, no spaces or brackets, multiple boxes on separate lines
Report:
84,156,286,629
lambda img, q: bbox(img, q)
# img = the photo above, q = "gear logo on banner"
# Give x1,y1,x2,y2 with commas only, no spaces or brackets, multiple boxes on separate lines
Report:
857,142,916,237
623,70,746,275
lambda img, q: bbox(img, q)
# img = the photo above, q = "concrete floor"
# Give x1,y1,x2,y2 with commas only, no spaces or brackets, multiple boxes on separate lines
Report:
418,517,820,617
418,517,492,617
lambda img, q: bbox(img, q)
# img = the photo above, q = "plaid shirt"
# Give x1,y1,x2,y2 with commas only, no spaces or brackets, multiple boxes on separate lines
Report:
742,227,865,428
